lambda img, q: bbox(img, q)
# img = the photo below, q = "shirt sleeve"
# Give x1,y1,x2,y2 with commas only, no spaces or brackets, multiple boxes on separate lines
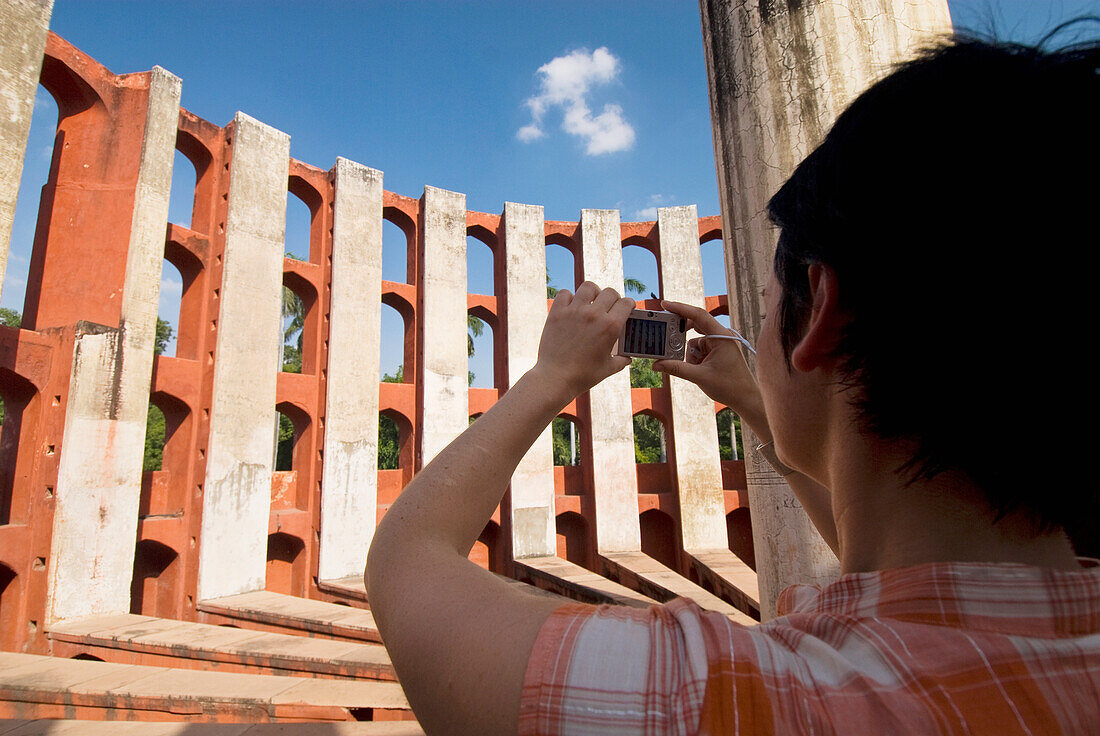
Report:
518,598,739,736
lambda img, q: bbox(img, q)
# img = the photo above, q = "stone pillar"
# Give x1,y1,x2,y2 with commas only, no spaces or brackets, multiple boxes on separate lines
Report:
46,67,181,623
579,209,640,554
198,112,289,601
656,205,726,550
699,0,951,617
416,185,468,467
318,158,383,582
0,0,53,302
503,201,556,559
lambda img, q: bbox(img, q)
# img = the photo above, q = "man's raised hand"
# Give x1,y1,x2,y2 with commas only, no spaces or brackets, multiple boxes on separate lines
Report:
533,281,634,400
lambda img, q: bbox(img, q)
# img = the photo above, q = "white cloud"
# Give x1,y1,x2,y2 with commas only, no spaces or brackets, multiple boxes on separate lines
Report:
518,47,635,155
632,195,671,220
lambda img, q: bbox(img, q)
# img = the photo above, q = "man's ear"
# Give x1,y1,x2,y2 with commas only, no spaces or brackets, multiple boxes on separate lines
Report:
790,263,847,373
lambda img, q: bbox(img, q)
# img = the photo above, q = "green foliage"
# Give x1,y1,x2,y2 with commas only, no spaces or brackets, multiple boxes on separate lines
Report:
552,417,579,466
0,397,5,428
378,414,399,470
282,345,302,374
467,313,484,357
382,365,404,383
154,317,173,356
0,308,22,329
546,273,559,299
143,404,166,472
624,277,647,296
275,413,294,471
629,358,662,388
716,408,742,461
633,413,664,463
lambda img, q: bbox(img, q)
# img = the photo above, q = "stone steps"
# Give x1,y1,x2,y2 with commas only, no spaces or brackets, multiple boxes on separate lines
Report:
0,652,410,722
198,591,382,644
0,720,424,735
48,615,395,681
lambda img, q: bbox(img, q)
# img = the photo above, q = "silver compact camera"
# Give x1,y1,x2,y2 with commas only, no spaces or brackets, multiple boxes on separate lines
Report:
615,309,687,361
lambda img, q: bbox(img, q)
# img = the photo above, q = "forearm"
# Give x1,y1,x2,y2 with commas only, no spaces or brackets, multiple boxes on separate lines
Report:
369,366,570,564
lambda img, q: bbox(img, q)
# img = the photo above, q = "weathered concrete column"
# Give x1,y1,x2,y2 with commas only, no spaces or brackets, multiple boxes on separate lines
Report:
198,112,289,601
579,208,640,554
503,201,556,559
318,158,383,582
657,205,726,550
658,204,759,616
46,67,181,623
699,0,951,617
0,0,53,302
416,186,469,467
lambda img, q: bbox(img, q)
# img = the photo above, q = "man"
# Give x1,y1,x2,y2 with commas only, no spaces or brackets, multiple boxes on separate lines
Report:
366,33,1099,734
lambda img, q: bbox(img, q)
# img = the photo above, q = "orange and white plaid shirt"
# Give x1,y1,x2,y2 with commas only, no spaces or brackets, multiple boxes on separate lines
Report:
519,561,1099,735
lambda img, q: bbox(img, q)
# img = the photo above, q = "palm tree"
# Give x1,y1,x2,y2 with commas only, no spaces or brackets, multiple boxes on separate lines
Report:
624,277,647,296
467,314,484,357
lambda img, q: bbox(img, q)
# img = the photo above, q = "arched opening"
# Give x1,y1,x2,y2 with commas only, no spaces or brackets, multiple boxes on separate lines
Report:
378,409,414,492
466,232,495,297
141,392,190,516
378,412,402,470
281,275,317,375
143,403,165,472
633,412,667,464
380,294,413,383
640,509,678,570
266,532,307,596
469,520,502,573
274,404,310,510
0,564,19,651
0,369,37,525
275,410,295,472
716,407,742,461
173,129,213,234
130,539,179,618
162,238,203,361
3,85,58,319
284,189,312,262
551,416,580,467
155,259,182,358
621,242,659,300
700,237,728,297
544,241,576,298
726,508,755,570
467,309,494,389
71,653,104,661
382,214,412,284
167,147,197,229
555,512,589,568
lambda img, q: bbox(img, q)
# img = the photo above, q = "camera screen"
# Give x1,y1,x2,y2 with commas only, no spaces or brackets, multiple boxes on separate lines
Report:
623,317,666,356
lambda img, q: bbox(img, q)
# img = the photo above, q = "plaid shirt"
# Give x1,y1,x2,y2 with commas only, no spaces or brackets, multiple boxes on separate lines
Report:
519,562,1100,735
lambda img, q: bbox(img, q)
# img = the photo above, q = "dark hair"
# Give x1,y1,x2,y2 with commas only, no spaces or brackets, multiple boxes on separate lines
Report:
767,27,1099,535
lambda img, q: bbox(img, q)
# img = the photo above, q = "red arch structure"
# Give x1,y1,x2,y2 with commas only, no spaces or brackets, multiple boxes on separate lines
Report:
0,27,752,722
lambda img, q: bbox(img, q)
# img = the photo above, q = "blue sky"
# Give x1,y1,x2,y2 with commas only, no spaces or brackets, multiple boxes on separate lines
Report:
4,0,1096,384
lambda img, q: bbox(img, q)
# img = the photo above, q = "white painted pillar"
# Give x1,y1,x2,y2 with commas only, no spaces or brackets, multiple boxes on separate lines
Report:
318,158,383,582
503,201,556,559
46,67,181,623
198,112,289,601
416,185,468,467
699,0,951,617
656,205,727,551
0,0,53,303
579,209,640,554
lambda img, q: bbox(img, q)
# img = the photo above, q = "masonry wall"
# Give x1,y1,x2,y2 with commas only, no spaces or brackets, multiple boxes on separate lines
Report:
0,31,753,653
